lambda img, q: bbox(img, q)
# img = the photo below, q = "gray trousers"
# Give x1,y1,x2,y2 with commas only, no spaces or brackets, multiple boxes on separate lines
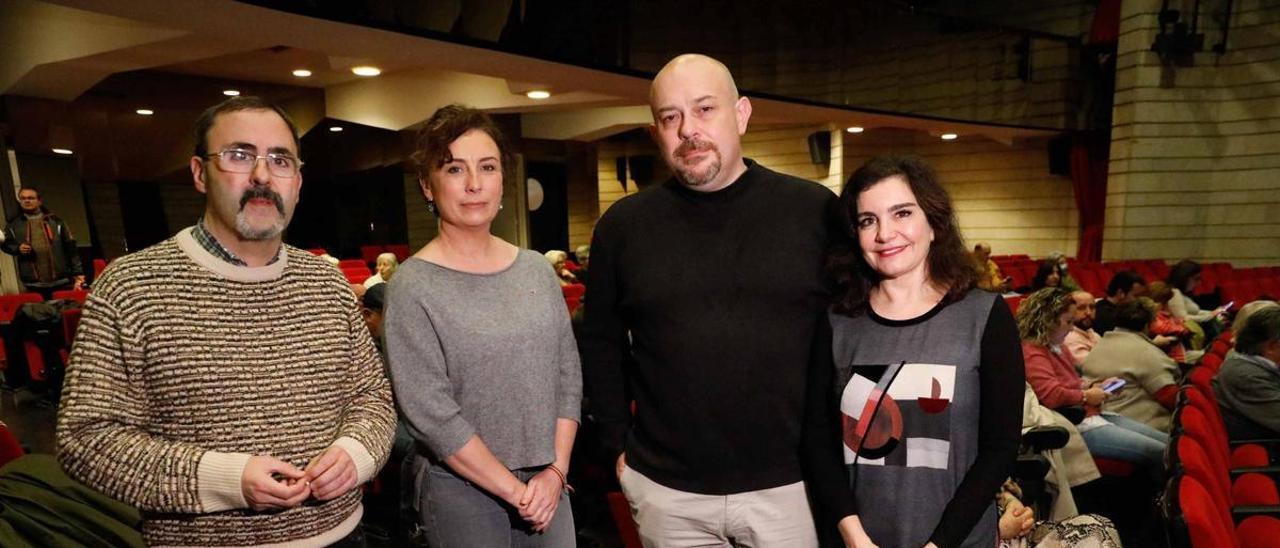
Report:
619,464,818,548
413,457,575,548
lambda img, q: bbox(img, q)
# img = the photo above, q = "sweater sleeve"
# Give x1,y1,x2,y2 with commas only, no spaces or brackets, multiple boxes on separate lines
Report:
800,313,858,536
928,297,1024,548
554,277,584,423
57,294,243,513
384,282,477,460
578,219,633,459
1023,347,1084,409
333,288,397,484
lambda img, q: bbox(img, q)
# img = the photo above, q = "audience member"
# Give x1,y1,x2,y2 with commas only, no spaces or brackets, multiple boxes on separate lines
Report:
57,96,396,546
1063,290,1101,366
362,282,387,354
1212,307,1280,440
1046,251,1081,292
828,155,1022,548
1094,271,1146,335
543,250,578,286
362,252,398,288
1019,382,1099,521
1146,281,1194,362
1166,260,1228,323
1082,299,1180,432
1018,287,1167,470
2,187,85,299
1231,300,1279,343
996,480,1120,548
385,104,582,544
1031,260,1062,291
580,53,839,547
973,242,1013,293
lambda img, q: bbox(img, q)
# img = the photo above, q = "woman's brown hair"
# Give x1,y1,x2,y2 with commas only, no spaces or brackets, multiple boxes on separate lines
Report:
829,155,978,315
409,104,512,193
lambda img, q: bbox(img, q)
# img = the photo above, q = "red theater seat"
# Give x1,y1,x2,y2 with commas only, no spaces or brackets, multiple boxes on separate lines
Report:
52,289,89,304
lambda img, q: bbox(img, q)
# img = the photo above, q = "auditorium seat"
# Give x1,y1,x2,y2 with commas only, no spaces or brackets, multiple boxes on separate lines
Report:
0,293,46,381
0,422,23,468
360,245,384,267
385,244,411,262
52,289,89,304
338,259,367,270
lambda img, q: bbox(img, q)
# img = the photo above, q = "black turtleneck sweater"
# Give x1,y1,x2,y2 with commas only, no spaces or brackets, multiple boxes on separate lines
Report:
580,159,844,496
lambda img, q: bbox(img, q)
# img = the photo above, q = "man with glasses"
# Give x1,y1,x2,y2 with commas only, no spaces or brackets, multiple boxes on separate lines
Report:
2,187,84,300
57,96,396,547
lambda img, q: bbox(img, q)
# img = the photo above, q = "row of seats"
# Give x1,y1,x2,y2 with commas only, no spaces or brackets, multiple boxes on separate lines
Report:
991,256,1280,301
1162,332,1280,547
0,291,86,384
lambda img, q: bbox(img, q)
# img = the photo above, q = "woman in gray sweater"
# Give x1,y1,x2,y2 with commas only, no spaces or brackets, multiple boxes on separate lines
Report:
385,105,582,547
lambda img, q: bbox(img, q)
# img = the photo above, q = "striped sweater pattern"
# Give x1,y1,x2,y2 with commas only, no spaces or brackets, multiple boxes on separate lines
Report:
57,228,396,546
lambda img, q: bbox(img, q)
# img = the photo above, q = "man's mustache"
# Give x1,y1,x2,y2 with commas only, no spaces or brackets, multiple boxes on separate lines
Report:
240,186,285,214
675,138,715,158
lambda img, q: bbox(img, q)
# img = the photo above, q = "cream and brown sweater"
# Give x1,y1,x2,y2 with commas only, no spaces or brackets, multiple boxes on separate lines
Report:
57,227,396,547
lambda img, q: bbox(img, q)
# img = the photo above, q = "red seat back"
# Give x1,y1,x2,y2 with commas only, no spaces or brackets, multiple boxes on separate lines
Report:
385,244,411,262
1232,473,1280,506
1175,435,1233,513
1177,476,1239,548
1237,515,1280,548
360,245,385,266
0,293,44,323
52,289,89,304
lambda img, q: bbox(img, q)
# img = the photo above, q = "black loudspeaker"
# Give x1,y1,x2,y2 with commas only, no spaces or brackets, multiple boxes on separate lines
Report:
628,155,654,184
807,131,831,165
1048,135,1072,176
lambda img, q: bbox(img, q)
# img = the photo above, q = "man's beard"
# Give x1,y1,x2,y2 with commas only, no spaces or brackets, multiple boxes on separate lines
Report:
672,138,722,188
1074,319,1093,330
235,186,286,241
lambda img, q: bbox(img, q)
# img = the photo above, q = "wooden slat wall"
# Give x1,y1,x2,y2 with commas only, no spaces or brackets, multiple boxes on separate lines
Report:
1106,0,1280,266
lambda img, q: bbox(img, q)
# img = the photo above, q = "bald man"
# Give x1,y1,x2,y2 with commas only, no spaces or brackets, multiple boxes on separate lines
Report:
580,54,843,546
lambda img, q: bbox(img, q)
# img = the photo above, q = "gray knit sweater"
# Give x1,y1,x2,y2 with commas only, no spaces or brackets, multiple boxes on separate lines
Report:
384,250,582,469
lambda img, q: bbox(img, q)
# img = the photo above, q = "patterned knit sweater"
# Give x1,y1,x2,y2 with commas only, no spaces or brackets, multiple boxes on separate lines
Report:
57,227,397,547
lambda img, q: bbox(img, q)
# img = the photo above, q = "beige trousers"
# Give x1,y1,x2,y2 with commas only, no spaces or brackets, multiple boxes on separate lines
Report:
619,464,819,548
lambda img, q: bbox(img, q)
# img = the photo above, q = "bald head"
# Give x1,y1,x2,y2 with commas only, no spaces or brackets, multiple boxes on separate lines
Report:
1071,290,1097,329
649,54,739,107
647,54,752,192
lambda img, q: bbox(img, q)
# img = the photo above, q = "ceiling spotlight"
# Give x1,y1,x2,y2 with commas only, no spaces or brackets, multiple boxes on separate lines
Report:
329,126,343,132
526,90,551,100
351,66,381,77
136,109,155,116
941,133,959,140
845,126,864,133
223,89,240,96
52,148,74,155
292,69,313,78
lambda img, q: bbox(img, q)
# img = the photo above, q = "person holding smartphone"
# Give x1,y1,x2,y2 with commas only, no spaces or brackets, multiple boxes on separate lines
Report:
1017,287,1168,471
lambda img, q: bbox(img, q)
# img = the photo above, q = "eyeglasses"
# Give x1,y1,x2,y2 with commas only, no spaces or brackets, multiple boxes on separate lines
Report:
205,148,303,178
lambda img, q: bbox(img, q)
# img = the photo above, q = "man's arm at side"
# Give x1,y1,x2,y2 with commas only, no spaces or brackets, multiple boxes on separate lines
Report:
330,290,397,484
578,222,632,460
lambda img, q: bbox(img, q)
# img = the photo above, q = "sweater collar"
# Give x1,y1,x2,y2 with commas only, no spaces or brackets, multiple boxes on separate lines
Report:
176,226,288,282
664,158,761,203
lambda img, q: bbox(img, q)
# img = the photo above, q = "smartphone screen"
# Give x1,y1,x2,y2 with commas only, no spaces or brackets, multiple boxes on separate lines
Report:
1102,379,1126,393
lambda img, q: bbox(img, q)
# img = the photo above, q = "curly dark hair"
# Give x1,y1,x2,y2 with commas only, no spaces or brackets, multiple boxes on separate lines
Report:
829,155,978,315
409,104,512,186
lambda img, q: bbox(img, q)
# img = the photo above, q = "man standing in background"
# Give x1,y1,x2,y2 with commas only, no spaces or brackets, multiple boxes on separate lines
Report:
3,187,84,299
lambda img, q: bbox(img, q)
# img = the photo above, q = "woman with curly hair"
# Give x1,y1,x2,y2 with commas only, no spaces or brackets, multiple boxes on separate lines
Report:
1017,287,1167,470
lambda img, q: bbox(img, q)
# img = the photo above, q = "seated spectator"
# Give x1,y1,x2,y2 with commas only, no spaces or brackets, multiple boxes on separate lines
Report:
1020,382,1099,521
1031,260,1062,291
1212,306,1280,440
362,282,387,356
1082,299,1180,432
573,244,591,285
1231,300,1278,344
363,252,399,288
1166,259,1229,324
1045,251,1080,292
1146,281,1194,362
1063,291,1100,366
972,242,1012,292
1018,287,1168,470
1094,270,1146,335
543,249,578,286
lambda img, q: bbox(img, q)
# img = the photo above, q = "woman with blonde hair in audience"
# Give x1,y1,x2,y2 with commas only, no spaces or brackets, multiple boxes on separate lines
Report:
384,104,581,547
543,249,577,286
1017,287,1168,470
363,252,399,288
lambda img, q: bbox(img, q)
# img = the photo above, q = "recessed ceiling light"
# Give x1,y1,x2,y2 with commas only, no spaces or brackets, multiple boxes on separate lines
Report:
329,126,343,132
941,133,959,140
351,66,381,77
136,109,154,116
223,89,240,96
52,148,73,155
845,126,864,133
292,69,313,78
526,90,551,100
